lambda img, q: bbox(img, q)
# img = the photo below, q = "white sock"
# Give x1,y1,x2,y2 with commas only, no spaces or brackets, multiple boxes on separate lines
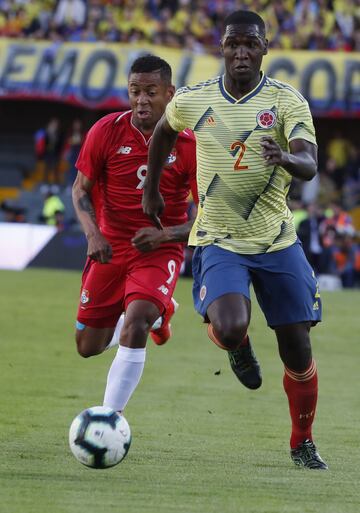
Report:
105,314,125,350
103,346,146,412
106,313,163,351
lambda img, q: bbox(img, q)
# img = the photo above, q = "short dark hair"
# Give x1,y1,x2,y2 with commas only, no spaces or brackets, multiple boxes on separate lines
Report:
223,10,266,35
129,54,172,84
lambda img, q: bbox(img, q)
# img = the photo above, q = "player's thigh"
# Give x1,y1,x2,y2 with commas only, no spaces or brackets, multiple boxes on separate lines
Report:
76,258,126,337
192,245,252,323
252,242,322,328
125,244,184,316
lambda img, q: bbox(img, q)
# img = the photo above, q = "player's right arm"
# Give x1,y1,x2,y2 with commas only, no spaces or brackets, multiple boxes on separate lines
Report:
72,172,113,263
142,114,179,229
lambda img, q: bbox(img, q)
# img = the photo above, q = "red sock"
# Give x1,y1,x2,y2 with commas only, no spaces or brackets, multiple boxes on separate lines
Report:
283,359,318,449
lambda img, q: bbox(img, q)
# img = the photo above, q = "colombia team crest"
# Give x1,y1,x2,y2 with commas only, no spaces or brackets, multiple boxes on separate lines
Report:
256,109,277,129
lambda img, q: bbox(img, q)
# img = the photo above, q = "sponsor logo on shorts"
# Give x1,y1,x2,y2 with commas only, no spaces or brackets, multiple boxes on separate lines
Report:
313,301,319,311
200,285,207,301
81,289,90,304
256,109,276,129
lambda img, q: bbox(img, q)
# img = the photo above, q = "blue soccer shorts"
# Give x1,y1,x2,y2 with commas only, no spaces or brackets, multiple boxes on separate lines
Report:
192,241,322,328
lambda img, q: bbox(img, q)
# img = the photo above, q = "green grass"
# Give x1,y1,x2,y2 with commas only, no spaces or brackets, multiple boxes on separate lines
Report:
0,268,359,513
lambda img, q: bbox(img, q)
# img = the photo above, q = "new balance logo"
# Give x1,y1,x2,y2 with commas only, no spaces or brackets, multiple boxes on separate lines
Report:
117,146,132,154
205,116,216,127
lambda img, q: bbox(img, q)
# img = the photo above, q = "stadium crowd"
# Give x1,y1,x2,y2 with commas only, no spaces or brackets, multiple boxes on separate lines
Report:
1,0,360,51
287,130,360,288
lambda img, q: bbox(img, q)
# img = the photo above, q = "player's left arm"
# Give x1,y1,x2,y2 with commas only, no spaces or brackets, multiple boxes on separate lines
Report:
260,136,317,181
131,220,194,253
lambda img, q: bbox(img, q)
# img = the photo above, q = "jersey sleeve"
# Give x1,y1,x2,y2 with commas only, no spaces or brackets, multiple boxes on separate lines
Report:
75,119,107,181
166,92,191,132
283,93,317,146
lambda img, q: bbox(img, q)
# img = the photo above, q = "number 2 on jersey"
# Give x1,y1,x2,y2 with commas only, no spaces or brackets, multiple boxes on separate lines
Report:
230,141,248,171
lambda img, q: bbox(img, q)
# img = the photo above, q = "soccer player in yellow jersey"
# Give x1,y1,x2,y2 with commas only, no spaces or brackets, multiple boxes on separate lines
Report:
142,10,328,470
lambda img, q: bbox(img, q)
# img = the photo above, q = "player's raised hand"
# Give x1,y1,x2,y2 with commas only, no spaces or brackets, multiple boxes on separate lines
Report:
87,231,113,263
142,189,164,230
131,226,168,253
260,136,285,166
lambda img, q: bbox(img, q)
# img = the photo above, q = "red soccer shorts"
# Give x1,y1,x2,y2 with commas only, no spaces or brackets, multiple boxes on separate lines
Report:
76,243,184,329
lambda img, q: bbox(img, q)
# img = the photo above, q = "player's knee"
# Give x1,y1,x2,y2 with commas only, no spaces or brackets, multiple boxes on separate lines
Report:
76,332,100,358
121,319,150,346
211,319,248,351
76,340,95,358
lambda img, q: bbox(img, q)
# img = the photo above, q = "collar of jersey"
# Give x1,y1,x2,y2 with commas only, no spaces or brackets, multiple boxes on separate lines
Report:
219,72,266,104
130,114,153,146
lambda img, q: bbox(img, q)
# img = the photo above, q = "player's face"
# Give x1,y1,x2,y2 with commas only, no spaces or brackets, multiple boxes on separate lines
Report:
221,24,268,89
128,71,175,133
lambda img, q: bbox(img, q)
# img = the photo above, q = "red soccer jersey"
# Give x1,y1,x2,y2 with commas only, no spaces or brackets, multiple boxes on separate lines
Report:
76,111,197,252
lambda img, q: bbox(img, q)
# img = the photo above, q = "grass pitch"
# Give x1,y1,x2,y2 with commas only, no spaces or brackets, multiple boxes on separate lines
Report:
0,268,360,513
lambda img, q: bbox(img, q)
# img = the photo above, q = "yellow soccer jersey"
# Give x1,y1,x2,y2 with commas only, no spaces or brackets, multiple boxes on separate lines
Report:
166,73,317,254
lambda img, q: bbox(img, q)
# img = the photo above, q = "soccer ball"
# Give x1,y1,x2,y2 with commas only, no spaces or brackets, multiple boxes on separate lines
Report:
69,406,131,468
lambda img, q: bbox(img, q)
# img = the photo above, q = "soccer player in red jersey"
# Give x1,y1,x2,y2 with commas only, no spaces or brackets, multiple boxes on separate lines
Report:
72,55,197,413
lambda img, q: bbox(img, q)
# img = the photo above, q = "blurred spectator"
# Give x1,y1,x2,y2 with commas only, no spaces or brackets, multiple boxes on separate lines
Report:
289,199,308,231
53,0,86,30
326,131,353,171
64,119,85,192
297,203,328,274
41,191,65,229
342,147,360,210
331,233,360,288
0,201,26,223
321,201,355,237
36,117,65,187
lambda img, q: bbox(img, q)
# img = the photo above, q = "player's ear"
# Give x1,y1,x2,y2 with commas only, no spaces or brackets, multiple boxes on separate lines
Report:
168,84,175,100
263,38,269,55
219,38,224,56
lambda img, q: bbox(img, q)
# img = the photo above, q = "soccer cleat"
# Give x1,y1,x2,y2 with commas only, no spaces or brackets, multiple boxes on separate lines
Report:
290,439,328,470
228,338,262,390
150,298,179,345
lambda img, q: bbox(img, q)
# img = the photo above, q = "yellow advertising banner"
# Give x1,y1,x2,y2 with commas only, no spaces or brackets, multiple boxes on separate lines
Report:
0,39,359,115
